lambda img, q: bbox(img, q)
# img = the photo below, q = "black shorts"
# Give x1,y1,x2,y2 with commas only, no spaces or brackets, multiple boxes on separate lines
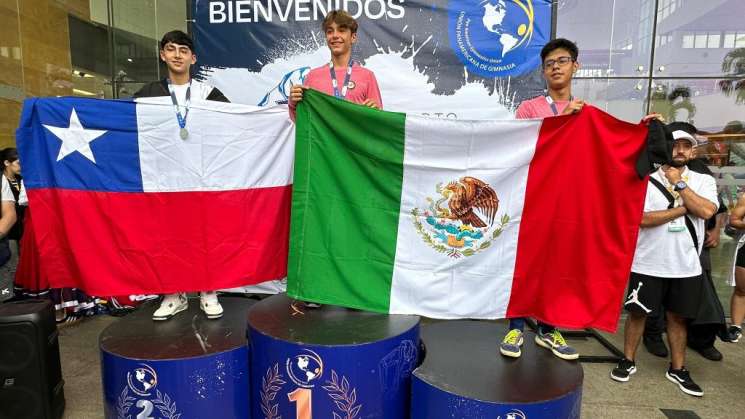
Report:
736,245,745,268
624,272,702,318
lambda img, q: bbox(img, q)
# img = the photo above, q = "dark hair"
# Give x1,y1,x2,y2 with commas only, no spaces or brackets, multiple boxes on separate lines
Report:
159,30,193,51
1,148,18,165
322,10,358,34
540,38,578,62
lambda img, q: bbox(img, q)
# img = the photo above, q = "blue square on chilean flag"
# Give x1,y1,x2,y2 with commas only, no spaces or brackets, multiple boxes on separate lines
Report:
16,97,143,192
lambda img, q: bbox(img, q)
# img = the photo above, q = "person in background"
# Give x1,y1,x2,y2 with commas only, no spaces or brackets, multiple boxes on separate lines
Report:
726,193,745,343
643,158,729,361
611,123,717,397
1,148,26,285
0,168,17,302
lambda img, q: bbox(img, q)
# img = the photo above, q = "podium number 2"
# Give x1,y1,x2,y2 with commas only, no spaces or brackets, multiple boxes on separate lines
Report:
135,400,154,419
288,388,312,419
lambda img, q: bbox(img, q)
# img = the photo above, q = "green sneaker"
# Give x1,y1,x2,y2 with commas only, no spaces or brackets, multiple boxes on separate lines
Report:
499,329,524,358
535,329,579,360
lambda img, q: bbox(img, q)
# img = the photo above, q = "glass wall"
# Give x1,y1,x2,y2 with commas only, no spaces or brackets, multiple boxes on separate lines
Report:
558,0,745,311
0,0,187,148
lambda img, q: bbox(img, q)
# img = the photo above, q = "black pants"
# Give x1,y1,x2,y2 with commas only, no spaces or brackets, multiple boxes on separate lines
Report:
643,266,718,350
644,313,716,349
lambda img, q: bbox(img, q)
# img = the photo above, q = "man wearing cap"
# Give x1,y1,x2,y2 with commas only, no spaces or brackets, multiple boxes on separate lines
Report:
610,122,718,397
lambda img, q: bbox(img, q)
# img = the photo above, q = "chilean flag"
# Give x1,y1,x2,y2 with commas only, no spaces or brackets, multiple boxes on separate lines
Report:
16,97,294,295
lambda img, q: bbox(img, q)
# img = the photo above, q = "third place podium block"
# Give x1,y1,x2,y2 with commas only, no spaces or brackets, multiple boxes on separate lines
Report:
411,320,583,419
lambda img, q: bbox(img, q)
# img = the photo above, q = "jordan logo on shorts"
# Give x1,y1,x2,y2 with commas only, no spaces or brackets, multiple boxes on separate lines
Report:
625,281,652,314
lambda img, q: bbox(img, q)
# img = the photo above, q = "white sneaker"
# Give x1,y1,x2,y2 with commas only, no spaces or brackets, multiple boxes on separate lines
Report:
200,291,223,319
152,293,188,321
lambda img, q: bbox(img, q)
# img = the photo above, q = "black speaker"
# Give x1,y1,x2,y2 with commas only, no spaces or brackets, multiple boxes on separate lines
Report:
0,300,65,419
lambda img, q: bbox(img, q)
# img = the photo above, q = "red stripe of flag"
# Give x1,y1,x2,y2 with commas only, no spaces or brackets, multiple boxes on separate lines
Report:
21,186,291,295
507,107,649,332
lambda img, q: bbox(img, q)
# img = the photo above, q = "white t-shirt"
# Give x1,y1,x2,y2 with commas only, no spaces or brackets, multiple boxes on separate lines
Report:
169,80,217,107
631,167,718,278
1,177,13,203
18,180,27,206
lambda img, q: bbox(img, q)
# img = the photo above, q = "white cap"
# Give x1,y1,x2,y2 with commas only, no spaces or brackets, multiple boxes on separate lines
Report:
672,130,698,146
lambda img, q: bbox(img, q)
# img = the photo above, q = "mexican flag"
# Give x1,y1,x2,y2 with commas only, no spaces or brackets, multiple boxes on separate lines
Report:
288,90,649,332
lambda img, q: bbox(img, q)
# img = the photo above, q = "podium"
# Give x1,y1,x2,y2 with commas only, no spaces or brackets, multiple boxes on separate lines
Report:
99,296,255,419
247,294,420,419
411,321,583,419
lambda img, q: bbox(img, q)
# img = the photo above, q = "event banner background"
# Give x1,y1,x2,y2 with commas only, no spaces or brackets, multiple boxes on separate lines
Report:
193,0,553,119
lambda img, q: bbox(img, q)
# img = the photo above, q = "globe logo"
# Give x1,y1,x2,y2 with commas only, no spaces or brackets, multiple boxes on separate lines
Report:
286,349,324,388
482,0,531,57
126,363,158,397
448,0,550,78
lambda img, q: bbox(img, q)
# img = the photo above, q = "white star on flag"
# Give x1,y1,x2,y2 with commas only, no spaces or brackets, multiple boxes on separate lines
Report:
43,108,108,163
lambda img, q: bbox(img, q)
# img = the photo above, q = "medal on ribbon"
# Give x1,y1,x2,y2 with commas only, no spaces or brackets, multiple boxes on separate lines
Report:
167,79,191,140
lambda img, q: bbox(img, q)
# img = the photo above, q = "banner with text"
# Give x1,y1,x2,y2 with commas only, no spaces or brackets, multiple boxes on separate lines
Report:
193,0,552,119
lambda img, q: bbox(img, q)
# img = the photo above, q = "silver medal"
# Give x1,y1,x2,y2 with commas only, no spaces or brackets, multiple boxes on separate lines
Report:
179,127,189,140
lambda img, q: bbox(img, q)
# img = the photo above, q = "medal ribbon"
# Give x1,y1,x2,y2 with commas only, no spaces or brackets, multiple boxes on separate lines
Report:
546,95,573,116
167,79,191,129
329,59,354,99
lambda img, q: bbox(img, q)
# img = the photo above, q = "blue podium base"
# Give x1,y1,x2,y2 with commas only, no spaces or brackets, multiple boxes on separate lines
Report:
248,293,421,419
412,321,583,419
99,295,255,419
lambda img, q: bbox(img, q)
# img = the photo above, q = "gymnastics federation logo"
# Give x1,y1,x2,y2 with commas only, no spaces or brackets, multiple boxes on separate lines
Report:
127,363,158,397
498,409,527,419
119,363,182,419
286,349,324,388
448,0,551,77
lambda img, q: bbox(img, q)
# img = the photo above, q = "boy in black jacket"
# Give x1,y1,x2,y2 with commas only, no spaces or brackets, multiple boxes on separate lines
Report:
134,30,229,102
135,30,228,321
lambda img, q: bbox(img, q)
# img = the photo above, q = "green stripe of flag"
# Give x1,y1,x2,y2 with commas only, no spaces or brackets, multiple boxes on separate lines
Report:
287,90,406,312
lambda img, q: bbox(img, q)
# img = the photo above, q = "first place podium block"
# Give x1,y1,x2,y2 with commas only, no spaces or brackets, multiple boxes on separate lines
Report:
100,296,255,419
248,294,420,419
412,321,583,419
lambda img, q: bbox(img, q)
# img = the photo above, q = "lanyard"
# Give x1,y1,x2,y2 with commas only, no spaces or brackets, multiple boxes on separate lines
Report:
167,79,191,129
329,59,354,99
545,95,573,116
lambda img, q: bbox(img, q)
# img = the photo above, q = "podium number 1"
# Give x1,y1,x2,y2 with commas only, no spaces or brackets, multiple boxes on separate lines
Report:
288,388,312,419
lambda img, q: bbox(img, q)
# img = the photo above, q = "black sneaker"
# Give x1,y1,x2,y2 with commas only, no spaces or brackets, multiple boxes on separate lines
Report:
728,325,742,343
666,366,704,397
610,358,636,382
643,334,668,357
693,345,722,362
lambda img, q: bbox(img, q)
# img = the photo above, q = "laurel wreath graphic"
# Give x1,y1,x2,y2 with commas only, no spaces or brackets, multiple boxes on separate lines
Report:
153,390,181,419
261,363,287,419
322,370,362,419
116,387,135,419
412,208,510,258
116,387,181,419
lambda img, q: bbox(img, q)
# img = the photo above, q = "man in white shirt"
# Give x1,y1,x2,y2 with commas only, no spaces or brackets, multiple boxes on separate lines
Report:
610,122,717,397
0,176,17,301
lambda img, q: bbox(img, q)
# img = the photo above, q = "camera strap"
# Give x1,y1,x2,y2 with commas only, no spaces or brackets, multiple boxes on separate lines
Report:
649,176,699,254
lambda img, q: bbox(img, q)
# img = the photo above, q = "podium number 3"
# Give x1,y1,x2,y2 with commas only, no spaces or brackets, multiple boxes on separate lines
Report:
288,388,312,419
